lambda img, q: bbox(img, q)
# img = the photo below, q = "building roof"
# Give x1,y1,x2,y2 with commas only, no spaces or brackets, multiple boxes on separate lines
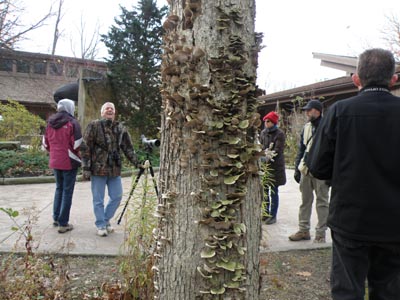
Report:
258,76,355,107
312,52,357,75
258,53,400,114
0,49,107,109
0,73,68,108
0,48,108,70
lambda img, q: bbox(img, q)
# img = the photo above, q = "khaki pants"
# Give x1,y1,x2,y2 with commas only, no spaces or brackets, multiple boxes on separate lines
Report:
298,173,330,235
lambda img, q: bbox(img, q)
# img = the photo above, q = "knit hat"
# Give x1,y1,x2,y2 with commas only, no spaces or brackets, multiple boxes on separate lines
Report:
57,99,75,116
263,111,279,124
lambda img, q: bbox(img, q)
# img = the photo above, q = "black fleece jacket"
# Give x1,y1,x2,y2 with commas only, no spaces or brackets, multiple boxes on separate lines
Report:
309,86,400,243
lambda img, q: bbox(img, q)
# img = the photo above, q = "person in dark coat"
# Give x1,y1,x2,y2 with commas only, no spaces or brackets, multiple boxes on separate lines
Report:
81,102,138,237
259,111,286,225
289,99,330,243
308,48,400,300
43,99,82,233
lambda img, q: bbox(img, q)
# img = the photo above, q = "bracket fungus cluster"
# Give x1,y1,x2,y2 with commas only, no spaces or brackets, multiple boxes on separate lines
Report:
155,0,263,298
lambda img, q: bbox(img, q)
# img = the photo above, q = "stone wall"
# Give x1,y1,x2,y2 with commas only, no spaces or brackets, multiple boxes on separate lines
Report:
77,69,114,130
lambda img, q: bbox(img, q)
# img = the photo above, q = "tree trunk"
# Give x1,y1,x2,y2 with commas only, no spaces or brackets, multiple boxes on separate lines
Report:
155,0,263,299
51,0,64,55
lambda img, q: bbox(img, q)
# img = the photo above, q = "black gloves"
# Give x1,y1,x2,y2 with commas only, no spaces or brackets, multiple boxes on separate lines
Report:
294,169,301,183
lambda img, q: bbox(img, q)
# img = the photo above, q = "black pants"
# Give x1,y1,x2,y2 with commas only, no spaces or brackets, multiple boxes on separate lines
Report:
331,231,400,300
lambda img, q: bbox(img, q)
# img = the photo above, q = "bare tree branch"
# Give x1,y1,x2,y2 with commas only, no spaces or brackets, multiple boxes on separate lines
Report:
70,14,100,60
80,19,101,60
0,0,53,49
51,0,64,55
381,13,400,60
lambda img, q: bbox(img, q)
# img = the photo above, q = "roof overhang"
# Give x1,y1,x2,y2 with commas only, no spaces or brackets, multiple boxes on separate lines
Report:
258,76,355,109
258,53,400,114
257,70,400,114
312,52,357,75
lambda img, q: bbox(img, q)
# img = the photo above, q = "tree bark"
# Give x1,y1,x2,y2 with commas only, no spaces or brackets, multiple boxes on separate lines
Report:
155,0,263,299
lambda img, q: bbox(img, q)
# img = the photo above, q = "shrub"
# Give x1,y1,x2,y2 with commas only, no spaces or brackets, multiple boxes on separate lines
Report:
278,97,307,167
0,208,70,300
0,150,50,178
135,147,160,167
0,100,46,141
0,147,160,178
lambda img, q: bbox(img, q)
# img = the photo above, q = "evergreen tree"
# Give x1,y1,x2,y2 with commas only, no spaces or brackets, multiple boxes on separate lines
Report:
102,0,167,137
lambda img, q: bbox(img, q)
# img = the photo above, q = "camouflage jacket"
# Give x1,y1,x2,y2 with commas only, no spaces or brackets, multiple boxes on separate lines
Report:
81,119,137,177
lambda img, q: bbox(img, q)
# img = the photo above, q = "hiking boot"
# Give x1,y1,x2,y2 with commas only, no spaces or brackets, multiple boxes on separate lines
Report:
314,234,326,243
58,224,73,233
106,224,114,234
97,228,108,237
265,216,277,225
288,231,311,241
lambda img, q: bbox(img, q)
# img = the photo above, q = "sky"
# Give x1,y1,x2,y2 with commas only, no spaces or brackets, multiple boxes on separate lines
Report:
17,0,400,93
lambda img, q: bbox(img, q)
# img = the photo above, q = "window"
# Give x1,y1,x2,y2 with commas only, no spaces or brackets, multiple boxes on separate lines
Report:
0,58,13,72
49,62,64,76
16,60,30,73
66,65,78,77
33,61,46,75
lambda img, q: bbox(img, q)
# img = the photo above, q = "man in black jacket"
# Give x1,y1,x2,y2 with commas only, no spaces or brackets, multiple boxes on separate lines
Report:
289,99,330,243
308,48,400,300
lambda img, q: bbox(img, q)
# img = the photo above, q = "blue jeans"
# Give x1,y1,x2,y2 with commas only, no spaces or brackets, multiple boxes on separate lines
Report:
53,168,78,226
91,175,123,229
264,185,279,218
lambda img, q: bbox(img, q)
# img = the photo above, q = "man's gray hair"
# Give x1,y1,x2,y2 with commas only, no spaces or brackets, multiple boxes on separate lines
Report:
357,48,396,87
101,102,115,115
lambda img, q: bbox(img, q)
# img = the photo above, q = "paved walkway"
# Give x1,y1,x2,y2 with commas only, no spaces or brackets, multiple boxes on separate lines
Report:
260,169,332,252
0,169,331,256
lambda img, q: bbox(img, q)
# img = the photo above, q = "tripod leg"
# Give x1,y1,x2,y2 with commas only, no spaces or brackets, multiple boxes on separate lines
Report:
117,167,145,225
149,164,159,197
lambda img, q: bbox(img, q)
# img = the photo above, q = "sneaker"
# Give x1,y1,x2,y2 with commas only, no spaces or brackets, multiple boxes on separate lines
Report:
288,231,311,241
106,224,114,233
58,224,73,233
265,216,277,225
53,221,59,227
97,228,108,237
314,235,326,243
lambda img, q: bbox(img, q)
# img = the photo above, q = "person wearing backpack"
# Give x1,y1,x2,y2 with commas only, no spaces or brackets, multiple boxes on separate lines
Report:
289,99,329,243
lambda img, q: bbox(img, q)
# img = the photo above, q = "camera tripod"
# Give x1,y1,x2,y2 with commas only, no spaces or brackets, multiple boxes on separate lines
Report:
117,152,159,225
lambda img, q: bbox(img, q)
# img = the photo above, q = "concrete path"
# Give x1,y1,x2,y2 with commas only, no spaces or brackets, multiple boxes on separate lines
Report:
0,169,331,256
260,169,332,252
